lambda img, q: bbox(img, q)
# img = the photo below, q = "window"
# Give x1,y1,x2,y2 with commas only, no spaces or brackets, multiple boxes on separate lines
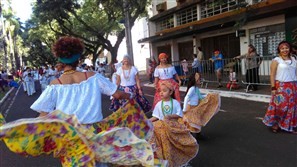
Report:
200,0,245,19
176,6,198,26
156,15,174,31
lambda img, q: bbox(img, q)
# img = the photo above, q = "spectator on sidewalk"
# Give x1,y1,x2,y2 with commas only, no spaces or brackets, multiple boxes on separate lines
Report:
191,54,199,73
263,41,297,134
209,50,224,88
197,47,204,72
226,68,239,90
234,44,259,91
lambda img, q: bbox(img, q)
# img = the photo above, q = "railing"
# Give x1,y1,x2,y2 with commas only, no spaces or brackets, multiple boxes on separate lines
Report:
172,56,274,92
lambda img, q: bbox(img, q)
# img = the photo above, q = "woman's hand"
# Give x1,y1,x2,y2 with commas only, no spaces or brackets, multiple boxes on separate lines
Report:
139,89,143,96
271,90,276,95
178,80,182,86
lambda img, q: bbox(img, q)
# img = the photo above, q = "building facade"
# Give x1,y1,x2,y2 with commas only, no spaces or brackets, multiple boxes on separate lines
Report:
139,0,297,65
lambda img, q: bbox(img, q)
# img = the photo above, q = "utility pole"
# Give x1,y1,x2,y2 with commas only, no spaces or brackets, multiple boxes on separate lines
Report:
123,0,134,65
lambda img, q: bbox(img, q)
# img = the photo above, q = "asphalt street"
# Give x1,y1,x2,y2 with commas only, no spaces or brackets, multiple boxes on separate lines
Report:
0,82,296,167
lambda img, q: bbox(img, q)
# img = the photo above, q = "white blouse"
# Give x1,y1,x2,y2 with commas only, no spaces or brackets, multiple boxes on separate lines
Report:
152,99,182,120
30,73,117,124
116,66,138,86
183,86,204,111
274,57,297,82
154,66,177,80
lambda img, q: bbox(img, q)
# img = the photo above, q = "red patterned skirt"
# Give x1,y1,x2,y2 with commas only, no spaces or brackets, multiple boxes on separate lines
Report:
263,81,297,132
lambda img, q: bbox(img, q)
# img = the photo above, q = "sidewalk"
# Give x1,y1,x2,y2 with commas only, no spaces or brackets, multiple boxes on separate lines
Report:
138,71,271,103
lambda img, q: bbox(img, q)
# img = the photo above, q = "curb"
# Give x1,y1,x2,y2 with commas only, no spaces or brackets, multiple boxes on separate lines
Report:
143,83,271,103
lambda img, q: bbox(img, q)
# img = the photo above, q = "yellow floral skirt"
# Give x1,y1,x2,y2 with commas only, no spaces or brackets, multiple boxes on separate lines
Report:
0,101,159,167
183,93,221,133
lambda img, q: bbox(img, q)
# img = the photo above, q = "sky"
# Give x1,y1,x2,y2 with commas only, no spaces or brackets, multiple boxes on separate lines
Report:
11,0,33,22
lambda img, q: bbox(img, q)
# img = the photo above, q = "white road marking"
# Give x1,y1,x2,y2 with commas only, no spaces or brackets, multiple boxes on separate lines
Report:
3,85,21,118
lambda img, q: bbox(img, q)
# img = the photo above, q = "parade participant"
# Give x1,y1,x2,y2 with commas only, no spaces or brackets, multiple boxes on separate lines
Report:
149,81,199,166
109,55,151,113
0,36,155,166
183,73,221,133
210,50,224,88
153,52,182,107
24,72,35,96
263,41,297,134
21,67,29,92
234,44,259,91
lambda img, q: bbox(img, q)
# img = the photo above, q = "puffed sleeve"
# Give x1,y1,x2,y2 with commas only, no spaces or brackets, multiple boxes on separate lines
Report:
30,86,57,113
183,87,194,111
171,66,177,75
154,68,159,77
152,102,162,120
96,74,117,96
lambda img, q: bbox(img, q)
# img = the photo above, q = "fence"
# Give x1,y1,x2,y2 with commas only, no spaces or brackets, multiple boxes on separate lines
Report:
173,56,274,92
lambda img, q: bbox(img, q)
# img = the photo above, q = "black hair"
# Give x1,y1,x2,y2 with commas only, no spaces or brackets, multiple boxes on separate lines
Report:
186,72,200,94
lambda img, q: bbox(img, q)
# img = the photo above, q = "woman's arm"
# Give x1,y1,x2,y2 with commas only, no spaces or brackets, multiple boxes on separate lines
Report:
135,73,143,96
154,77,159,89
174,74,182,86
38,112,48,117
150,117,159,122
112,90,131,99
116,75,121,87
270,60,278,89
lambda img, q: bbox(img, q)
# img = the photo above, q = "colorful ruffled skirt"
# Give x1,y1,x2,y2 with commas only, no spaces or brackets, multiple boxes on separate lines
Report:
183,93,221,133
149,115,199,167
109,85,152,113
0,101,159,166
153,79,181,107
263,81,297,132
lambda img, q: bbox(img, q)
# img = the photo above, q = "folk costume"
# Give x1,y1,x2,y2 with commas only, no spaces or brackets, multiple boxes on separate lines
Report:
110,66,151,113
0,73,157,166
150,81,199,167
263,56,297,132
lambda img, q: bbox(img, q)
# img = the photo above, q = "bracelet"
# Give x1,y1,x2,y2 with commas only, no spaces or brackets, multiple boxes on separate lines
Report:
271,87,277,91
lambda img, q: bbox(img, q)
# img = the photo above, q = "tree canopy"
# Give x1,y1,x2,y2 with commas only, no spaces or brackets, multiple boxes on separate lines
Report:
28,0,150,66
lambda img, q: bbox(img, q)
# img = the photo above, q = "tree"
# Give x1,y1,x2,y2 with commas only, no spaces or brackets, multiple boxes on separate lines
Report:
32,0,150,65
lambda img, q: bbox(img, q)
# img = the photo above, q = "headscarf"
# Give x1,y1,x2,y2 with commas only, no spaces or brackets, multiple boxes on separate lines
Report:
279,42,290,50
160,81,174,91
158,53,168,60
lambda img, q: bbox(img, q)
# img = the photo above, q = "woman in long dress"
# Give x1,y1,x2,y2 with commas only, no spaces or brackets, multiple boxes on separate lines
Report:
153,53,182,107
110,55,151,113
262,41,297,133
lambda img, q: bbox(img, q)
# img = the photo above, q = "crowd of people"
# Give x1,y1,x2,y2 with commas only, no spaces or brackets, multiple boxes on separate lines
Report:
0,37,296,167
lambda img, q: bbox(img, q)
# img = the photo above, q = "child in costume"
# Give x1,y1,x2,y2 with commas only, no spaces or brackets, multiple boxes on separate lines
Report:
149,81,198,167
183,72,221,133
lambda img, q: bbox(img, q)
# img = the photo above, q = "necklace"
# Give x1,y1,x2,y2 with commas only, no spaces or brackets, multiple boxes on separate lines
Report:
163,68,169,76
63,69,76,75
161,98,173,116
122,67,131,81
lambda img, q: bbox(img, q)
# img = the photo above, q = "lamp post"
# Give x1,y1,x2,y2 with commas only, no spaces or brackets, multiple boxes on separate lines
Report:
123,0,134,65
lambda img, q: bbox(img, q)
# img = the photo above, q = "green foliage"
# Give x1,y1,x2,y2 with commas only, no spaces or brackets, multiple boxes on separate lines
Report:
30,0,150,63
